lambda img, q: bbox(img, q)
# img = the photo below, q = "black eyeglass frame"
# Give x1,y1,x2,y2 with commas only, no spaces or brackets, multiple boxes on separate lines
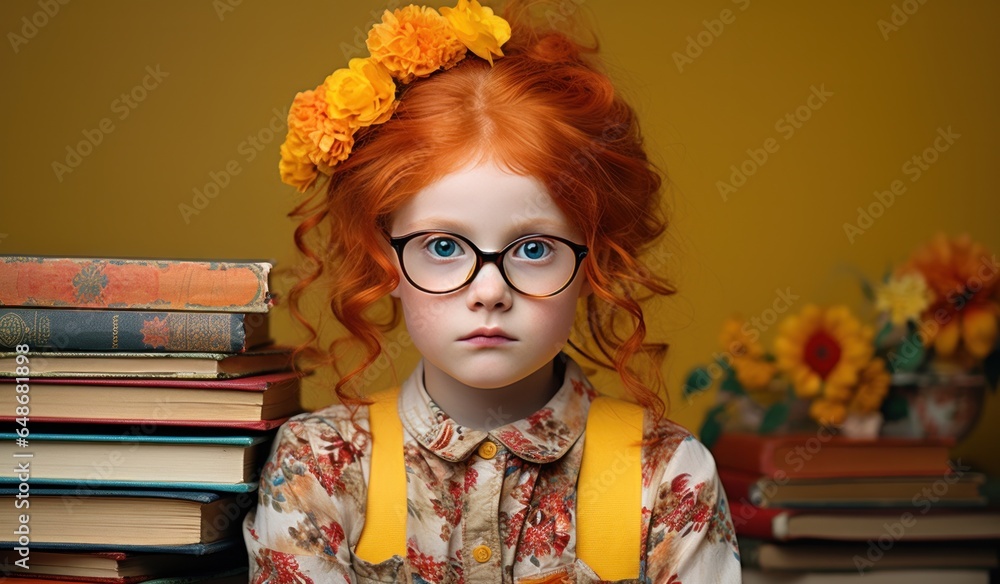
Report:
383,229,590,297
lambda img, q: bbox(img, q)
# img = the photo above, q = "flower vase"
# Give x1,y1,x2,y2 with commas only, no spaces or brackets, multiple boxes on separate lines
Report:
879,371,987,442
838,411,884,440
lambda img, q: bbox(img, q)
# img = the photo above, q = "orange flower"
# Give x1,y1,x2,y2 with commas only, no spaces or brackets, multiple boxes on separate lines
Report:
279,88,355,192
902,232,1000,361
367,5,468,84
439,0,511,65
774,305,874,399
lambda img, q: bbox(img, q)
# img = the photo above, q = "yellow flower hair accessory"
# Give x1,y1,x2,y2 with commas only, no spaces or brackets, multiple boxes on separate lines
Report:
439,0,511,65
279,1,511,192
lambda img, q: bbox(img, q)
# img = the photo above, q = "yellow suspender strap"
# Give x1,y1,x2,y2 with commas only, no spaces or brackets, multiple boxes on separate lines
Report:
355,387,407,563
577,395,644,580
355,389,644,580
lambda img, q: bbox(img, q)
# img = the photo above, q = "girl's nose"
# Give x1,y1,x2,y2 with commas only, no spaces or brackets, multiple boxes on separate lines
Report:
465,262,513,310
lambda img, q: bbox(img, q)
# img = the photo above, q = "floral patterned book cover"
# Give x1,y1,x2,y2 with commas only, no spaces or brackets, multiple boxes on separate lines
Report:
0,255,273,313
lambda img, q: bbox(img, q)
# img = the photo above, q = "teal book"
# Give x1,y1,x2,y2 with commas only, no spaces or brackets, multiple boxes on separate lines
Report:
0,431,269,488
0,307,270,353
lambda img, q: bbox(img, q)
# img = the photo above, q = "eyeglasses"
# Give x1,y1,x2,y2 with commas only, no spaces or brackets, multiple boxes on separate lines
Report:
384,229,589,297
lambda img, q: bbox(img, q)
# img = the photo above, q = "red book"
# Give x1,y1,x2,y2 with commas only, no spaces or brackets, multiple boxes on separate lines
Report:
0,255,272,313
719,467,986,508
711,432,952,479
728,500,1000,541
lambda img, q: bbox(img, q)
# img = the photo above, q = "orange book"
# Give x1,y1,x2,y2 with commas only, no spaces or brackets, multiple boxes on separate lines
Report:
711,432,952,479
0,255,272,313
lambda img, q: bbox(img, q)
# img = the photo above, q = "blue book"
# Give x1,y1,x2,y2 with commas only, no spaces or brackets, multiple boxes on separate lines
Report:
0,307,271,353
0,432,268,490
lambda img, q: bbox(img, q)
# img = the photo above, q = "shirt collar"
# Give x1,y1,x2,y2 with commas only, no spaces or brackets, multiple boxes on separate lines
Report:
397,352,598,463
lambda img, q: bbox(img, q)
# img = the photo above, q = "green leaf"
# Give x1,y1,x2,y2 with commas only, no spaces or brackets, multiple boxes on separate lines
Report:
682,367,713,399
759,401,790,434
699,404,727,450
881,393,909,421
720,369,745,396
888,331,925,372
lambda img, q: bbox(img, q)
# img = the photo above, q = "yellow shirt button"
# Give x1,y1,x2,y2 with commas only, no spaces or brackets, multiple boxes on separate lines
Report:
477,441,498,459
472,544,492,563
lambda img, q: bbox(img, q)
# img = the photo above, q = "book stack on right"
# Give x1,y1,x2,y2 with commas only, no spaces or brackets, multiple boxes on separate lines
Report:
713,432,1000,584
0,255,303,584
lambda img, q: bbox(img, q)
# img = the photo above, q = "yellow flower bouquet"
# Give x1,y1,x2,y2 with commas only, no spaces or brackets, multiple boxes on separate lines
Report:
690,232,1000,446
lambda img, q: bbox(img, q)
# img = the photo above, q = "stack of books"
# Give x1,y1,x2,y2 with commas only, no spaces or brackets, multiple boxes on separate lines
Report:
713,432,1000,583
0,255,302,583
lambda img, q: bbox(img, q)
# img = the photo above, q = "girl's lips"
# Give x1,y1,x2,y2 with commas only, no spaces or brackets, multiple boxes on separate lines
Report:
462,336,515,347
460,327,515,341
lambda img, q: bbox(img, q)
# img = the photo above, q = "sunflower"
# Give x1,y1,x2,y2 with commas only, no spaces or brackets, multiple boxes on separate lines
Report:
902,232,1000,363
774,304,875,400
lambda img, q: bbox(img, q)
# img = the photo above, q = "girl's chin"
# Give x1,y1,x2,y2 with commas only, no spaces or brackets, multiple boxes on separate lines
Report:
431,359,557,391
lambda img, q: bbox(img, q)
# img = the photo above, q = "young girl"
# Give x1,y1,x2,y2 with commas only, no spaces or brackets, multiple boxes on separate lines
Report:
243,1,741,582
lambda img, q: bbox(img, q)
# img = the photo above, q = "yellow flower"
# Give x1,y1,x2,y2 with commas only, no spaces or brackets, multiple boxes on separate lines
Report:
278,133,317,192
774,304,874,399
367,5,468,84
278,88,355,192
718,316,776,391
849,357,891,413
875,271,934,326
735,359,778,392
809,398,848,426
323,58,397,128
807,358,889,426
439,0,511,65
719,316,766,360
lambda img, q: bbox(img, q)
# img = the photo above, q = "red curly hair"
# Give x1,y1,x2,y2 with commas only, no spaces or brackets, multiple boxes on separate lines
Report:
285,0,676,421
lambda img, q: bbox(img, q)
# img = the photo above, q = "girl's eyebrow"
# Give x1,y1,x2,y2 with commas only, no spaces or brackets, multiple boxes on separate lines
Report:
404,217,468,232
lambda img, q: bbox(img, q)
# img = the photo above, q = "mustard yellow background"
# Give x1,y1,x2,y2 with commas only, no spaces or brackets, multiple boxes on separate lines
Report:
2,1,998,473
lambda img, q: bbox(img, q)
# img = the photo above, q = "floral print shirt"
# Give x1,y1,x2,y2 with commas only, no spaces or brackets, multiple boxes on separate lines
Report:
243,352,741,583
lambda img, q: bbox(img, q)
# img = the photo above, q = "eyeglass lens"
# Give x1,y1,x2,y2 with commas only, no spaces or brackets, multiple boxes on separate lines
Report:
401,232,578,295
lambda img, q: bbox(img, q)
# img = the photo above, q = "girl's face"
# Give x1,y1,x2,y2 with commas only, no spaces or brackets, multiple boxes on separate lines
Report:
388,159,592,391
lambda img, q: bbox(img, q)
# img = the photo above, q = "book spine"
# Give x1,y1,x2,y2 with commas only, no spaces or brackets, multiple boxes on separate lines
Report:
0,309,255,352
718,468,769,507
0,257,271,312
728,500,784,540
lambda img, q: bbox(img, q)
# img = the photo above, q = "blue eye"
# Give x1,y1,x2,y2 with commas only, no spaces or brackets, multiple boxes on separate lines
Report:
515,240,550,261
428,237,461,258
